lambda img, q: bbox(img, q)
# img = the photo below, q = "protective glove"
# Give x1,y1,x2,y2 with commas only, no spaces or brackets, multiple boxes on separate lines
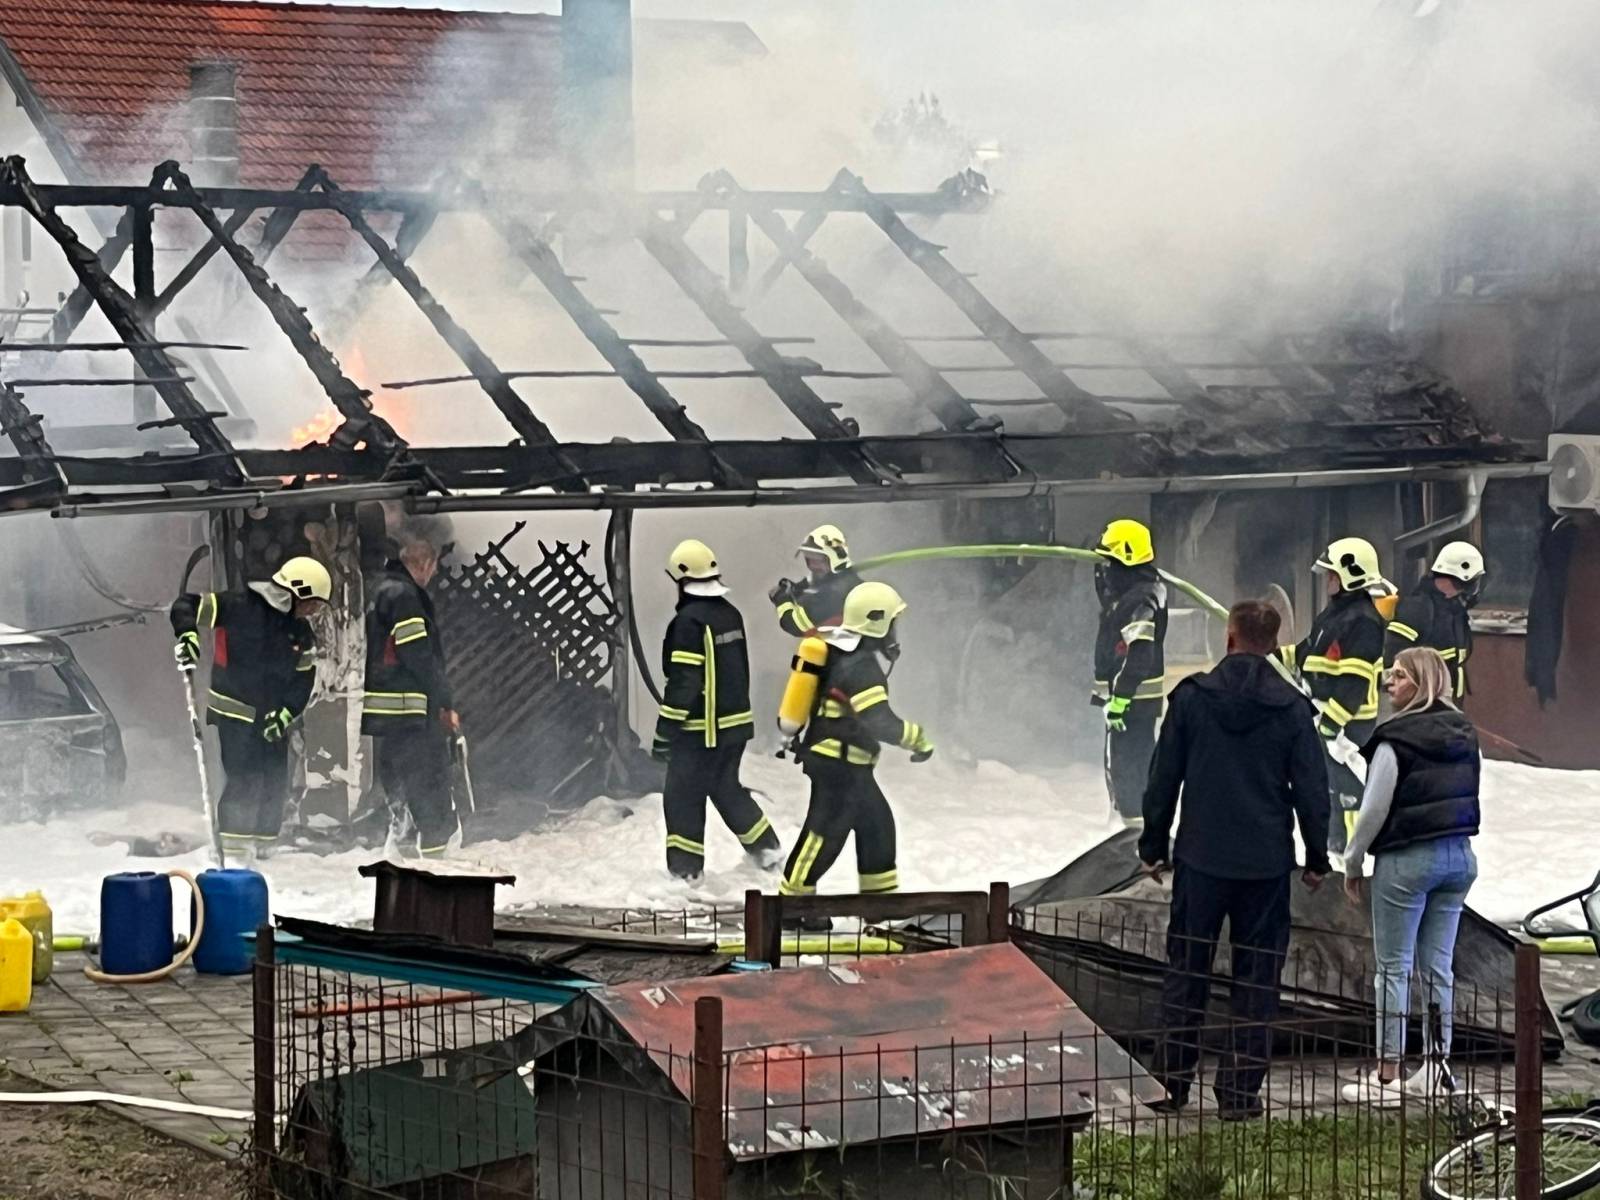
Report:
768,578,801,607
262,707,294,743
173,631,200,672
909,730,935,763
651,717,675,763
1104,695,1131,733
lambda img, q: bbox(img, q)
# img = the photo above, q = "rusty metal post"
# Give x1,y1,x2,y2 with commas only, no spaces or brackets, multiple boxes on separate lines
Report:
251,923,277,1197
988,881,1011,945
1514,940,1543,1200
692,995,726,1200
743,888,764,965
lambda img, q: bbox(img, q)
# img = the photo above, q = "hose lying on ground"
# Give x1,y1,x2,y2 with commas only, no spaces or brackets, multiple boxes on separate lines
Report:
82,869,204,985
0,1090,249,1121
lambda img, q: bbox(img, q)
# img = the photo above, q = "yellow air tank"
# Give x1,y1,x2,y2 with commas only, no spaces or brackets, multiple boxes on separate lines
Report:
777,636,830,736
0,916,32,1012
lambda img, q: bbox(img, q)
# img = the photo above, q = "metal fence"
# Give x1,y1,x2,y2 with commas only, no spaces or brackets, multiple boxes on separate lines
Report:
250,894,1565,1200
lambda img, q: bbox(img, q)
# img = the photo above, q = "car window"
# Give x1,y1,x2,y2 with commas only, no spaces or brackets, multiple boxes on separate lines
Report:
0,665,90,721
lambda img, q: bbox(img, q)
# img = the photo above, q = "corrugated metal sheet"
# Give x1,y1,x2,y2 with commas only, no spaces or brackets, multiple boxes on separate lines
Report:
583,943,1161,1159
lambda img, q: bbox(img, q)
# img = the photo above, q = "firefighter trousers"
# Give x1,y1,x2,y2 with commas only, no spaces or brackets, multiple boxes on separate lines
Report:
216,720,290,842
1104,700,1160,823
662,741,779,878
779,756,898,896
374,725,458,854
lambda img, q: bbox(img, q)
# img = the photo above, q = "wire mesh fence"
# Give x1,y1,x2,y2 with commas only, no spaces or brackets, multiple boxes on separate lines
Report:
250,893,1570,1200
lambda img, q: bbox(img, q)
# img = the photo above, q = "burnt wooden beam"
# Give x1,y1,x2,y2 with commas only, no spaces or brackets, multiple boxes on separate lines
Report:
149,206,255,317
7,178,986,217
748,207,827,303
839,169,1124,432
635,212,891,486
130,202,155,317
36,207,134,347
0,383,62,494
321,174,581,485
714,172,983,433
1,158,243,475
316,203,437,349
475,195,746,486
147,162,403,455
727,203,749,297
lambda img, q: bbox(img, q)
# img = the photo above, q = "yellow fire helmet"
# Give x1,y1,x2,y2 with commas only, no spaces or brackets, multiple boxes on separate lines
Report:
666,538,721,582
839,581,907,640
1094,518,1154,567
272,556,332,602
1315,536,1382,592
797,524,851,572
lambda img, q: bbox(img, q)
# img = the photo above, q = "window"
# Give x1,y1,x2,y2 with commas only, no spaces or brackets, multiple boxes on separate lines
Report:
0,665,89,721
1476,476,1545,610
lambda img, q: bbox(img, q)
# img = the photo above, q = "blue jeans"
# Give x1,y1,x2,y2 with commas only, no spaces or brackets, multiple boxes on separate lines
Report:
1370,836,1477,1063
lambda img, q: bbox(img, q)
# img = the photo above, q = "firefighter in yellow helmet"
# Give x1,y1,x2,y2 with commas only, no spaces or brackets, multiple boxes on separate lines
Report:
1278,536,1388,860
1092,518,1168,826
769,524,863,636
655,539,782,882
171,555,330,857
780,581,933,910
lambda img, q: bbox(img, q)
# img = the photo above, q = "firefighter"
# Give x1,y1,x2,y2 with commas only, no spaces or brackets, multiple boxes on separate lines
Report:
1279,536,1388,859
1092,518,1168,827
769,524,862,636
655,539,783,882
171,555,330,857
780,581,934,902
362,539,459,857
1385,540,1484,700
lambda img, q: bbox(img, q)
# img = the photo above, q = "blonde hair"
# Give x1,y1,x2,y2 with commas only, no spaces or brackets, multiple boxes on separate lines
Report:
1390,646,1454,715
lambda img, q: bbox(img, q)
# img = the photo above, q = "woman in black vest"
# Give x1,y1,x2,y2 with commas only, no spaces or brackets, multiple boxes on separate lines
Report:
1340,646,1481,1107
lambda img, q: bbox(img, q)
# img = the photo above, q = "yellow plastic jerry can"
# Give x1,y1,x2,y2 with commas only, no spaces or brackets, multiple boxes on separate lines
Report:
0,891,52,982
0,916,33,1012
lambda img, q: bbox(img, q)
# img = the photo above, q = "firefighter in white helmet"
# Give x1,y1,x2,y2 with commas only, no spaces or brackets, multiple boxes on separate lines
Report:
171,555,330,855
655,539,782,882
779,581,933,908
1277,537,1388,860
1384,541,1485,701
769,524,863,636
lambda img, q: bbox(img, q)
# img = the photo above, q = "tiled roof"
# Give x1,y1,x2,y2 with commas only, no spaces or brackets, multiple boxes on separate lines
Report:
0,0,762,190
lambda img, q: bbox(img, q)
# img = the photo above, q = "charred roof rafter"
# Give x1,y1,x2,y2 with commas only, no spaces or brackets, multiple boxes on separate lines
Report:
0,157,244,476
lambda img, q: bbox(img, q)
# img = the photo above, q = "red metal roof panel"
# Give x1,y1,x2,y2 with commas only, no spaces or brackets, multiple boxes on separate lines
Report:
589,943,1161,1159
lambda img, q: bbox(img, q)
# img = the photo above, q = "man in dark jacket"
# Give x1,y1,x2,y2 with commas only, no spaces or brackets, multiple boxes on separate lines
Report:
769,524,863,637
1140,600,1330,1117
362,539,459,857
171,555,330,858
656,538,782,881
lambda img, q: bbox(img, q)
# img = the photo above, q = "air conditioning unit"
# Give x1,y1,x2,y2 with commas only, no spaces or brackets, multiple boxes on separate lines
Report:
1548,434,1600,512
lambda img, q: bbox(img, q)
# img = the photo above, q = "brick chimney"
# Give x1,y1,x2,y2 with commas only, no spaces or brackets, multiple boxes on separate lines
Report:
561,0,635,193
188,61,239,187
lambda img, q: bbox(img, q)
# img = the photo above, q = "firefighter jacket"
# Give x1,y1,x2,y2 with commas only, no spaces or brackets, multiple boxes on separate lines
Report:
361,561,452,737
1385,580,1472,698
656,593,755,748
801,641,926,767
1280,589,1385,735
171,588,315,731
1093,567,1168,703
776,568,862,637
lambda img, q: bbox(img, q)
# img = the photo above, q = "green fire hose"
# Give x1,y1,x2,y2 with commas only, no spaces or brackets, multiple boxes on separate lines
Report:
850,543,1231,621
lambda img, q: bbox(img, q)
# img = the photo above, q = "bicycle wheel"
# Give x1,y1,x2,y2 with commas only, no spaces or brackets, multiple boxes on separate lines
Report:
1425,1116,1600,1200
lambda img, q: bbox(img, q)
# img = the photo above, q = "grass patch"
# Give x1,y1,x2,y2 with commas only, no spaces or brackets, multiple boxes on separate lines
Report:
1072,1112,1463,1199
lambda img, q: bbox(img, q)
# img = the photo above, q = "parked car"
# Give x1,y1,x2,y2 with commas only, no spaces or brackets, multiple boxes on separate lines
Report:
0,624,126,821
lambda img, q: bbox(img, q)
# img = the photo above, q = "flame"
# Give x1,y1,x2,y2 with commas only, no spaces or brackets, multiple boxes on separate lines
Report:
289,344,414,447
292,408,340,447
